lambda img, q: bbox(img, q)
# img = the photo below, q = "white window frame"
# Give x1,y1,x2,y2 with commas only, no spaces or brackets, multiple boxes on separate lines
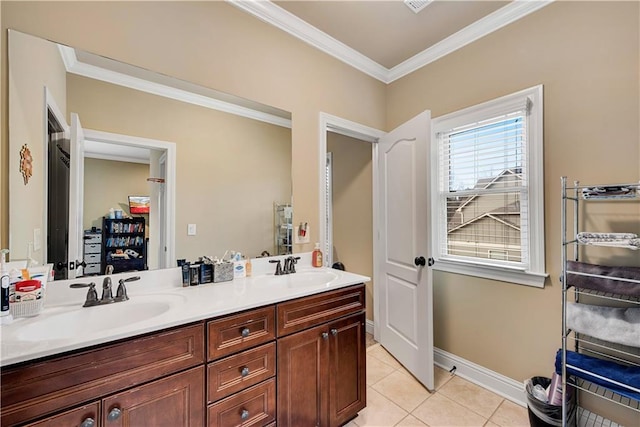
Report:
430,85,547,288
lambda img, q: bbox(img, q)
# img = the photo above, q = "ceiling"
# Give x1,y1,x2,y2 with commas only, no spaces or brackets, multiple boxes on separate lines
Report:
231,0,553,83
274,0,509,69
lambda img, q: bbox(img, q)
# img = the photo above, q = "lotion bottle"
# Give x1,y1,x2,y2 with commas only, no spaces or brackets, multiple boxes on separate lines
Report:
312,243,323,268
1,249,14,324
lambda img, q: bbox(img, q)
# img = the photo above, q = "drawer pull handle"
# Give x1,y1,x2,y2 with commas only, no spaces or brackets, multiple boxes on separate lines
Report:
241,366,250,377
331,328,338,336
321,332,329,340
80,418,95,427
107,407,122,421
241,327,250,338
241,409,250,420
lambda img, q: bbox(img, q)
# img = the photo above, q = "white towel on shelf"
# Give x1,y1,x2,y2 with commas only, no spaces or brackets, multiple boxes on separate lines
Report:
576,232,640,249
566,302,640,348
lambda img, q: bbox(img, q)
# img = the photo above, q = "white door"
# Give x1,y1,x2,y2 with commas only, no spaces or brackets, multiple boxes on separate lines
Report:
377,111,434,390
68,113,85,279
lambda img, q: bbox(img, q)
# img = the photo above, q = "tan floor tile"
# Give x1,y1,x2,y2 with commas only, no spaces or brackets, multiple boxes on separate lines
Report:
438,376,503,418
395,414,428,426
368,345,403,369
367,343,382,353
434,366,454,390
488,400,529,427
343,421,359,427
367,354,396,386
412,393,487,427
372,369,431,412
352,387,408,427
485,422,501,427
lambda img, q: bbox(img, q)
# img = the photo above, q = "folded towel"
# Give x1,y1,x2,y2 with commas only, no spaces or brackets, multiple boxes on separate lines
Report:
582,186,638,199
555,349,640,401
577,232,640,249
566,261,640,298
567,303,640,348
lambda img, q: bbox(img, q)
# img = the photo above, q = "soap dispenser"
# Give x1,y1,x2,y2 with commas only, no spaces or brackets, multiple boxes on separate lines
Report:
312,243,323,268
0,249,14,324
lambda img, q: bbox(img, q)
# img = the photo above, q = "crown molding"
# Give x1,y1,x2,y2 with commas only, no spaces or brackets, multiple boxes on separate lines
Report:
228,0,389,82
388,0,554,82
57,45,292,128
229,0,554,84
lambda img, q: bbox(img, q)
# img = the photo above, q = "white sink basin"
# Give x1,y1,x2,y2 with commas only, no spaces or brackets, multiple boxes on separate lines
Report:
15,295,185,342
254,270,339,288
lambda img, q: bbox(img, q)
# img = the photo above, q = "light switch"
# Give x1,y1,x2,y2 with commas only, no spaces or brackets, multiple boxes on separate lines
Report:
33,228,41,251
187,224,197,236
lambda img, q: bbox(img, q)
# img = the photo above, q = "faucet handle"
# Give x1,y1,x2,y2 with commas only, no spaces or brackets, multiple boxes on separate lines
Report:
269,259,283,275
115,276,140,301
70,282,98,307
289,256,301,274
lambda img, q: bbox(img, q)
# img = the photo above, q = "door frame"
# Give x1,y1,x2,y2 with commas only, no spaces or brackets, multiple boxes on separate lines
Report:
79,129,177,270
319,112,385,339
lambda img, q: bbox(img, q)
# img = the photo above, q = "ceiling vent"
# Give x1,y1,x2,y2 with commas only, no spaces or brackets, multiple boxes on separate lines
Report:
404,0,434,14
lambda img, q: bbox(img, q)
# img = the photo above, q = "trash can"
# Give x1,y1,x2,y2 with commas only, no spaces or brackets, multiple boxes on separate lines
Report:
525,376,576,427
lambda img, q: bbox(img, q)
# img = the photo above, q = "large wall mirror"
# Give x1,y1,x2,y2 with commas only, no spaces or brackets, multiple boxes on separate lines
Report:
9,30,292,279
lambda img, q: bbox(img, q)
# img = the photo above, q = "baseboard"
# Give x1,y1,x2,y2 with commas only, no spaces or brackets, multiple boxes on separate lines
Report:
365,319,374,335
434,347,527,407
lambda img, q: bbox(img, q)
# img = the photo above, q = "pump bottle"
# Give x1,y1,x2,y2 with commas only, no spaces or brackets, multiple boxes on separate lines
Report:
1,249,14,324
312,243,323,268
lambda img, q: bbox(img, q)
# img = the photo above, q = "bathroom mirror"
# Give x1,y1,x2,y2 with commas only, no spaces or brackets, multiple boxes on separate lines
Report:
8,30,292,279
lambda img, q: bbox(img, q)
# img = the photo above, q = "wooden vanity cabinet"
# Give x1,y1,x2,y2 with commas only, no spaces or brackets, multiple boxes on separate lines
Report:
206,307,277,427
276,285,366,427
23,402,100,427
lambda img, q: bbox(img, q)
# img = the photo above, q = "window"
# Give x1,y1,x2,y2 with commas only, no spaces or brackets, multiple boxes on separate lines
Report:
430,86,547,287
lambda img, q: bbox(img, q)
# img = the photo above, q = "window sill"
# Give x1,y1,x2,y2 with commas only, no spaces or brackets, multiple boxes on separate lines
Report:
432,259,548,288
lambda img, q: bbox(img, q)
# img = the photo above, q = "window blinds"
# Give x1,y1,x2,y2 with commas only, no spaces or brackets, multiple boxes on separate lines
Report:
437,103,530,266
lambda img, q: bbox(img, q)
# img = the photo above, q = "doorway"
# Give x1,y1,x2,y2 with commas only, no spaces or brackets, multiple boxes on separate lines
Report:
319,113,384,337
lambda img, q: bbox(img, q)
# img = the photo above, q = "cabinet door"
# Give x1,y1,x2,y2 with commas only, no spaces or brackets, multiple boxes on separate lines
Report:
25,402,100,427
277,322,329,427
102,366,204,427
328,313,366,427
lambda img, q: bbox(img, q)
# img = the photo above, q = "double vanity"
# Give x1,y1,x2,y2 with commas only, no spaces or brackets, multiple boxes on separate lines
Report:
0,256,369,427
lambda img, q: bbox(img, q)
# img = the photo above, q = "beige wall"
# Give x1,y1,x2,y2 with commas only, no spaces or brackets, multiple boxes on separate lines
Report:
328,132,374,321
7,30,66,261
387,1,639,423
67,73,291,261
1,1,387,253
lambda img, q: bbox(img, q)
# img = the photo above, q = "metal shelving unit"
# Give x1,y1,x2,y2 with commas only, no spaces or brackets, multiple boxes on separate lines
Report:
560,177,640,427
274,203,293,255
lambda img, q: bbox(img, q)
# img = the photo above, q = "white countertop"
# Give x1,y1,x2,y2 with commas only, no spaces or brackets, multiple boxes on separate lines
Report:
0,254,369,367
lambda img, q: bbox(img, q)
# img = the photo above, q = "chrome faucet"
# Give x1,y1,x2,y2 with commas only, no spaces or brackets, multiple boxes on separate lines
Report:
269,259,284,275
101,277,114,303
71,275,140,307
283,256,301,274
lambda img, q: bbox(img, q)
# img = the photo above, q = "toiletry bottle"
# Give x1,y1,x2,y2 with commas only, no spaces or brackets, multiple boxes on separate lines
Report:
0,249,14,324
312,243,323,268
245,257,252,277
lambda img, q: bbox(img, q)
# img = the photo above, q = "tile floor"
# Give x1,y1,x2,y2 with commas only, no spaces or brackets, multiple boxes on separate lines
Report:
347,336,530,427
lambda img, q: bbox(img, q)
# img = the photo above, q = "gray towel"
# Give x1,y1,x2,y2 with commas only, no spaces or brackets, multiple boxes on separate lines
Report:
567,261,640,298
566,303,640,348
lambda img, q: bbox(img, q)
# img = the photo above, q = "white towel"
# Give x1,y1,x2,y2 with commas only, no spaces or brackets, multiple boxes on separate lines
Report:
566,303,640,348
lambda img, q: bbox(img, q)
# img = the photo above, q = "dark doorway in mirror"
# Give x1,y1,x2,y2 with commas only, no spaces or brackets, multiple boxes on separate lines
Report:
47,110,70,280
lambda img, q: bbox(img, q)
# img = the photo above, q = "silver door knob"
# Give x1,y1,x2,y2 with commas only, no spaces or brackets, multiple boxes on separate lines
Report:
241,327,250,338
330,328,338,336
80,418,95,427
321,332,329,340
241,409,250,420
107,407,122,421
241,366,250,377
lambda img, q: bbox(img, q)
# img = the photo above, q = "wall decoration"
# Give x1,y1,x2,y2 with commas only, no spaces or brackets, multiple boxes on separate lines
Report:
19,144,33,185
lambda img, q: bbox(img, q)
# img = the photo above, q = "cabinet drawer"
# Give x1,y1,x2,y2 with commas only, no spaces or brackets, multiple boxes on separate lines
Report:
83,263,101,275
207,379,276,427
276,284,365,337
24,402,100,427
207,306,275,361
84,235,102,245
84,243,101,254
208,342,276,403
84,253,101,263
1,323,204,426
